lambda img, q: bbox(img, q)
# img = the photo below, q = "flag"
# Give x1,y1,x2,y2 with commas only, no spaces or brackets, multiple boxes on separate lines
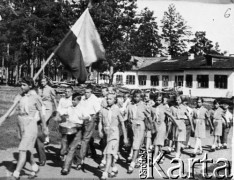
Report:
56,9,105,83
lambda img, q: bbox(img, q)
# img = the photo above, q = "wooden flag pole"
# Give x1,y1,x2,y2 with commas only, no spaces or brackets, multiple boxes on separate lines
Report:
0,29,74,126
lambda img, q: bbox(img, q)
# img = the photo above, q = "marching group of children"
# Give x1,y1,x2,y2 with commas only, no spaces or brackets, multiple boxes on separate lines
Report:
6,76,233,180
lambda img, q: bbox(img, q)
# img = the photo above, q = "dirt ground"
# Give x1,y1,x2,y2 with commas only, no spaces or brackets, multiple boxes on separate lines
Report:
0,129,232,179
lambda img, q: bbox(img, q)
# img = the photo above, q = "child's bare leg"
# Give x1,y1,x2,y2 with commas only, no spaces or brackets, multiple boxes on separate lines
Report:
101,154,112,179
212,136,217,149
13,151,27,178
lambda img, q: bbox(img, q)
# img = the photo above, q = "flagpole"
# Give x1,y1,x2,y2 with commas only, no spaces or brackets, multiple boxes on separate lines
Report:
33,30,72,80
0,29,73,126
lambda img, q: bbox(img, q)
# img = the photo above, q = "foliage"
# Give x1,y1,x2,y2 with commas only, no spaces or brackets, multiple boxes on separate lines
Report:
161,4,192,57
89,0,138,73
130,7,162,57
189,31,215,55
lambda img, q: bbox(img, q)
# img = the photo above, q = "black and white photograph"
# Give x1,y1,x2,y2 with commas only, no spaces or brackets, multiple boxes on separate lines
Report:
0,0,233,179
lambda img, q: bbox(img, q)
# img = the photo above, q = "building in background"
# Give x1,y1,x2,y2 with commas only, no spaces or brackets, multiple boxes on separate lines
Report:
112,54,234,98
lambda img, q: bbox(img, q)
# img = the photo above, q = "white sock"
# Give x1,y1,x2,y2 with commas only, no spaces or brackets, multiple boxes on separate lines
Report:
13,171,20,178
112,166,118,172
101,159,106,165
102,171,108,178
130,161,135,168
31,163,39,172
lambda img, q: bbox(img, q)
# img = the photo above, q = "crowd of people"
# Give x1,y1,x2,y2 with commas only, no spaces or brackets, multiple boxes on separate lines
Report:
8,76,233,180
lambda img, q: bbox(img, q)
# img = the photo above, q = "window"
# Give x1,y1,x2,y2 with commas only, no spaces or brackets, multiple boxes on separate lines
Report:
214,75,228,89
138,75,147,86
186,75,193,88
116,75,123,84
151,75,159,86
100,74,105,80
126,75,135,85
197,75,209,88
162,75,169,87
175,75,184,87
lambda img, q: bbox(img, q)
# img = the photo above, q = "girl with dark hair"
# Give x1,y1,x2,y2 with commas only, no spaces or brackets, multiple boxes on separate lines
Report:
11,77,47,179
170,95,194,158
209,99,226,151
191,97,213,157
125,91,151,174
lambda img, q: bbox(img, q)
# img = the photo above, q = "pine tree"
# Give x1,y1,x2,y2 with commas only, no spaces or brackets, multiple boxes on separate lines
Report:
130,8,162,57
161,4,191,57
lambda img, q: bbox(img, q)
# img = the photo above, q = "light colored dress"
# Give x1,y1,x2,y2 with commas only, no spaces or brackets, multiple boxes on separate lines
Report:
17,90,43,152
209,107,224,136
38,85,56,122
193,106,208,138
170,104,188,142
126,101,151,150
154,104,170,146
100,104,124,156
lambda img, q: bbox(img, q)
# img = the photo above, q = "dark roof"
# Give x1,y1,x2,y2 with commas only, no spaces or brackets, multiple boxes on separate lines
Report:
133,54,234,71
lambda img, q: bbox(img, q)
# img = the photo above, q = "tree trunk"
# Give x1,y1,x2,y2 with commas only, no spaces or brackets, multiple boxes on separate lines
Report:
30,59,34,78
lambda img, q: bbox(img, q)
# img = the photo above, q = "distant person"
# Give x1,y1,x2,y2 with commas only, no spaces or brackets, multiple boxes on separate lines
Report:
125,90,151,174
99,87,108,108
221,102,232,149
170,95,194,158
191,97,213,157
182,97,193,149
209,100,226,151
38,77,57,145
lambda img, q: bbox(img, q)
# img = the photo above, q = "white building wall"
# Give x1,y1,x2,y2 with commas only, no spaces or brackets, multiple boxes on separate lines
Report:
183,70,234,98
113,70,234,98
113,71,184,90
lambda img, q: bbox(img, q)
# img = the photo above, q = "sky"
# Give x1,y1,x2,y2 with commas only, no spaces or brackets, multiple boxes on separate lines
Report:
137,0,234,54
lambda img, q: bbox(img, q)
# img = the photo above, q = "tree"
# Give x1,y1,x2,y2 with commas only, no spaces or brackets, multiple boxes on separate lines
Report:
130,8,162,57
189,31,214,55
161,4,192,57
0,0,83,81
89,0,139,82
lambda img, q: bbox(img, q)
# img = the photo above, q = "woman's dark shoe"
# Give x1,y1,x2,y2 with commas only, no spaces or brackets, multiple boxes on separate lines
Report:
190,153,196,158
210,148,215,152
38,161,46,166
